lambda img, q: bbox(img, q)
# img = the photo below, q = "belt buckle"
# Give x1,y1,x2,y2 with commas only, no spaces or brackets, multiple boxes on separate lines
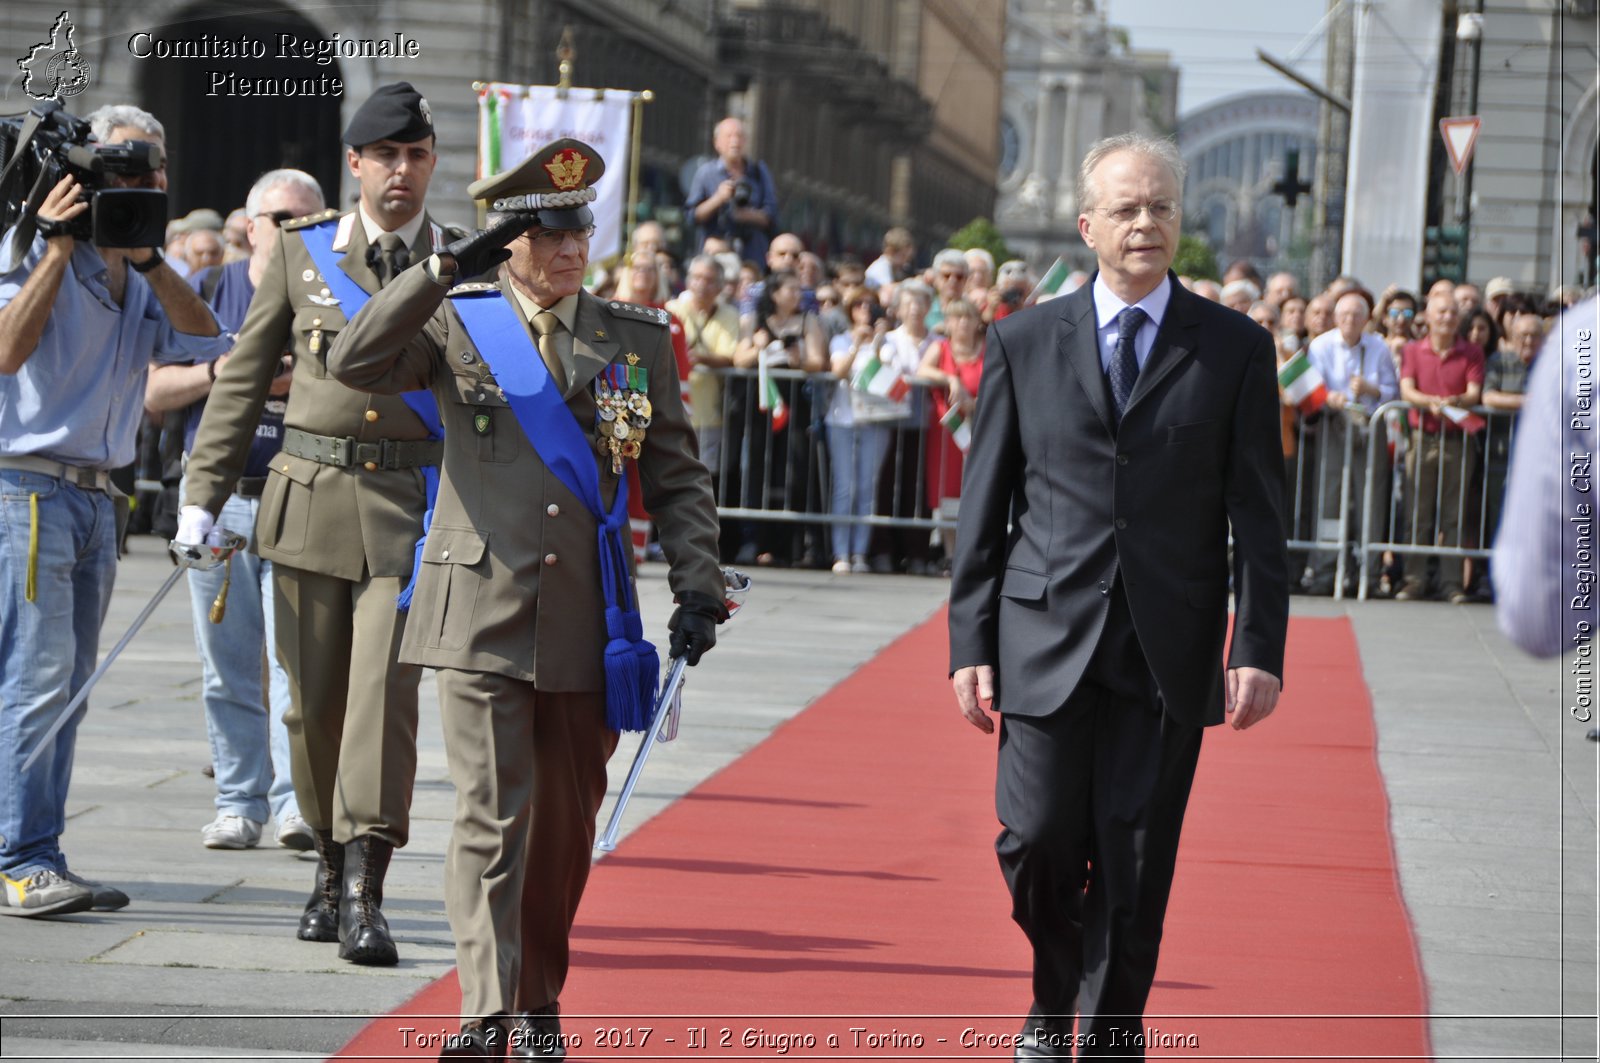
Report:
71,466,98,489
354,441,383,468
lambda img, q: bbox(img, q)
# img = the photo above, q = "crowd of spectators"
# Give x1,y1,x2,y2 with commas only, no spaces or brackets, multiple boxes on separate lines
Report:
135,117,1588,595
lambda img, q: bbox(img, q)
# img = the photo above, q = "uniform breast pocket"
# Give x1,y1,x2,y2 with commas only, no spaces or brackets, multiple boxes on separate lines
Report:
449,370,519,463
257,454,320,557
292,306,344,378
419,525,488,651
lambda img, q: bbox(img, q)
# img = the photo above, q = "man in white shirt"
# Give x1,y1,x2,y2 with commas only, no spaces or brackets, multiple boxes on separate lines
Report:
1302,290,1400,594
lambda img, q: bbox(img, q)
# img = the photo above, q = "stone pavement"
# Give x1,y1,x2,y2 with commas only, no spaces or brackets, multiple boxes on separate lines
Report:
0,539,1593,1061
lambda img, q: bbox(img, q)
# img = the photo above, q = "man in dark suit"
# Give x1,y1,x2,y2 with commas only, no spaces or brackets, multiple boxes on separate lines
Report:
948,133,1289,1058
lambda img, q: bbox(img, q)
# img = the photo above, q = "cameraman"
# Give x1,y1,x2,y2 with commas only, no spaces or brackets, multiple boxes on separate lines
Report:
0,104,225,917
686,117,778,265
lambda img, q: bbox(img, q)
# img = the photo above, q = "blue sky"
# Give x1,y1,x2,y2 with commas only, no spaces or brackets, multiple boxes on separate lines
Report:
1105,0,1330,117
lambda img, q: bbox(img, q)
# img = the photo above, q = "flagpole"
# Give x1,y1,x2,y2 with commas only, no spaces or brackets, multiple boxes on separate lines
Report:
626,90,653,244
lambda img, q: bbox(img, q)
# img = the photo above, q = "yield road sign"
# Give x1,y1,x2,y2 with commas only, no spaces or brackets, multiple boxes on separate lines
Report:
1440,116,1481,176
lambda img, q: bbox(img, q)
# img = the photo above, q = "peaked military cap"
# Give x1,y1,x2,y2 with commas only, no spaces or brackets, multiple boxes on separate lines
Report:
343,82,434,148
468,138,605,231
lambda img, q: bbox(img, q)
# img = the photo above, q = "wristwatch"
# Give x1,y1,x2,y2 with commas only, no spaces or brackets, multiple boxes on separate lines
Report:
129,249,164,273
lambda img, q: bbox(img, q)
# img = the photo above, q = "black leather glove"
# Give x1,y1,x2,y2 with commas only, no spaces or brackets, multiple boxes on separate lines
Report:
442,214,536,280
668,590,728,666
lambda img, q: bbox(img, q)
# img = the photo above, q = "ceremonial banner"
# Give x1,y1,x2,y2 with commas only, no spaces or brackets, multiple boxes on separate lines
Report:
476,82,635,262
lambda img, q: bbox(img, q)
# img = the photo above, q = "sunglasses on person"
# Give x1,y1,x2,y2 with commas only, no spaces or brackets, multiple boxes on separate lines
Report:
1387,307,1415,319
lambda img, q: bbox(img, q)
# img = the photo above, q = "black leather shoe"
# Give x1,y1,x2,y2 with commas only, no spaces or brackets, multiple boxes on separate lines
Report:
296,828,342,942
1013,1013,1074,1061
508,1003,566,1060
439,1019,506,1059
338,835,398,966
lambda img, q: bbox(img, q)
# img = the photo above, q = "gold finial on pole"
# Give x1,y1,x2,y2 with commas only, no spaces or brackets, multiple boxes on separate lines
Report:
556,27,576,98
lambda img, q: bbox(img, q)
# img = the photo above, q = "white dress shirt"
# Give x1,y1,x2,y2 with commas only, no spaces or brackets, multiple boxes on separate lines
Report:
1092,273,1171,374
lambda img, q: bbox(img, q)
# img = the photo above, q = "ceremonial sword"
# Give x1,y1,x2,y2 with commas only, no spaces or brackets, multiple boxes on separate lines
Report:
595,566,752,852
20,531,249,773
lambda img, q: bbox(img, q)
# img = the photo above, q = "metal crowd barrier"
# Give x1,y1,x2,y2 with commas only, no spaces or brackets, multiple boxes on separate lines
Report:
1354,400,1518,601
699,366,963,533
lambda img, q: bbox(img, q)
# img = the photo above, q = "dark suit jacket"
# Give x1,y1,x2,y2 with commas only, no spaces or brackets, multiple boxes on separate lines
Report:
948,273,1289,727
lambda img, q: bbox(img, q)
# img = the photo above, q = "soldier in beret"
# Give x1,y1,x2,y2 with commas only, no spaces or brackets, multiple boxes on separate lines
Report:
178,82,463,966
328,139,725,1059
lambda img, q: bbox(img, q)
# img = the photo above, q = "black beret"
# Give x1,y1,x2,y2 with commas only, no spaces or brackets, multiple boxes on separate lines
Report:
343,82,434,148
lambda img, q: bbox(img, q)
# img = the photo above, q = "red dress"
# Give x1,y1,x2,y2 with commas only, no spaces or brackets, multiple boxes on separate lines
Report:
927,338,985,506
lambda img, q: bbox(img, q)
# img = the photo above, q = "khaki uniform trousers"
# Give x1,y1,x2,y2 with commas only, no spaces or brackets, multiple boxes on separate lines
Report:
272,566,421,847
437,670,617,1020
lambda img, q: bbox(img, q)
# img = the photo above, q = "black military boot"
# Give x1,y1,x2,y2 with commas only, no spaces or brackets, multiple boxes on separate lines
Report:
508,1003,566,1060
338,835,398,966
295,828,342,942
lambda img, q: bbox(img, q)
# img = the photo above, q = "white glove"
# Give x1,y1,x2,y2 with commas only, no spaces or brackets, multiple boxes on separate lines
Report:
175,505,215,547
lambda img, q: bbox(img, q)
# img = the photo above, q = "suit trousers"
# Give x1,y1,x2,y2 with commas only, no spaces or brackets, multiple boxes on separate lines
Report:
994,598,1202,1054
436,670,617,1020
271,565,420,847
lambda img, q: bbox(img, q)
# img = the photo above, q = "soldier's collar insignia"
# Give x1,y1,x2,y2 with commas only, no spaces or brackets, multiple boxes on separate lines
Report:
595,329,606,340
544,148,590,191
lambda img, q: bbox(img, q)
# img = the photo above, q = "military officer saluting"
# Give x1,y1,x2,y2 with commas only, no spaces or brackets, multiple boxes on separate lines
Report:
328,139,725,1059
178,83,459,967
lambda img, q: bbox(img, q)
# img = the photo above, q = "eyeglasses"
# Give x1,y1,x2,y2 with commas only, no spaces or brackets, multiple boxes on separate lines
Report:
254,210,295,225
529,226,595,247
1387,307,1415,319
1091,200,1180,224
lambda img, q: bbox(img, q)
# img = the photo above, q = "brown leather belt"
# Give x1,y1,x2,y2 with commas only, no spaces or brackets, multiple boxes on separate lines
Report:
281,427,441,471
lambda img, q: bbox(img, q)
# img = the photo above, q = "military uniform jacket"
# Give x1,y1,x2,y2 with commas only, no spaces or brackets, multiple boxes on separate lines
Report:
184,209,456,581
327,268,723,692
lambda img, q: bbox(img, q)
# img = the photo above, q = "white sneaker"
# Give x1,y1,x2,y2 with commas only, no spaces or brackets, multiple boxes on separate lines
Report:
831,558,851,575
850,554,871,574
275,813,315,852
201,814,263,850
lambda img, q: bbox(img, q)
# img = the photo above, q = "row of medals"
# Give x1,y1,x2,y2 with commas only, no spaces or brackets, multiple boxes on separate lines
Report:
595,376,650,474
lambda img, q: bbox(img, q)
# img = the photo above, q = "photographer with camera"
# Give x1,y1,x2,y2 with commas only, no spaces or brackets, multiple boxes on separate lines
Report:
0,103,226,917
686,117,778,265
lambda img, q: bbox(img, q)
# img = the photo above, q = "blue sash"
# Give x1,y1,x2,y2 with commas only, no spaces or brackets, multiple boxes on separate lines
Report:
452,291,658,733
299,220,442,610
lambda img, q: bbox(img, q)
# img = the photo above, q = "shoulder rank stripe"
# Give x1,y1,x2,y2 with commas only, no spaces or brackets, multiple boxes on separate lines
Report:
281,207,341,232
447,281,500,297
607,301,669,327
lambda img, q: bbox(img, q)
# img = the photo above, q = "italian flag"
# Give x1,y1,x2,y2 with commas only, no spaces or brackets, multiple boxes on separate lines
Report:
1277,352,1327,415
1029,256,1071,302
757,352,789,431
941,405,972,452
852,351,910,402
1441,404,1486,434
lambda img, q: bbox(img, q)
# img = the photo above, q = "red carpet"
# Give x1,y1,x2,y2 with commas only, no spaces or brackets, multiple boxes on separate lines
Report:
337,614,1429,1061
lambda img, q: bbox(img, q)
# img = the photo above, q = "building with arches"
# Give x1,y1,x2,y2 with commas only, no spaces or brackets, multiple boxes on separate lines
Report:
1,1,1003,265
993,0,1178,276
1176,90,1319,285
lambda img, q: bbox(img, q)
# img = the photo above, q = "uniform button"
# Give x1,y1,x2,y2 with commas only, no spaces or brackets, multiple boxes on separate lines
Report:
1098,580,1110,596
365,409,379,422
1114,517,1128,529
546,503,560,517
441,549,450,560
544,553,559,566
364,461,378,472
1116,454,1129,465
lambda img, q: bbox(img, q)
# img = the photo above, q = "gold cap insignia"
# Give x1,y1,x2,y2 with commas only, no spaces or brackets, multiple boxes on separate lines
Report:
544,148,590,191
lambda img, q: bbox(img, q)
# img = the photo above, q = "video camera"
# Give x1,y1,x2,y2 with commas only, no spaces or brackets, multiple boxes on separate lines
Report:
0,101,167,248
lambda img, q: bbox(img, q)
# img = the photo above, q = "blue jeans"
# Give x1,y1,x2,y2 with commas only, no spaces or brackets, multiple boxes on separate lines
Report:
827,422,890,561
0,470,117,876
185,488,298,826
